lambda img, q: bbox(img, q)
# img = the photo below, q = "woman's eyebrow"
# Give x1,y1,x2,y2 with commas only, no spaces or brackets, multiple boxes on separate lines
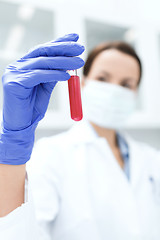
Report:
99,71,111,77
121,77,136,82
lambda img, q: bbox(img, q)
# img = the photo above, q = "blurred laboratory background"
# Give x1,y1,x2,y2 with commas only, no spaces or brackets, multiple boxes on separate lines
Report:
1,0,160,147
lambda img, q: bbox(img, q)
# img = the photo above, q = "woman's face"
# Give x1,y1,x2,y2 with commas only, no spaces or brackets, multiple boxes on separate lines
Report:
85,49,140,91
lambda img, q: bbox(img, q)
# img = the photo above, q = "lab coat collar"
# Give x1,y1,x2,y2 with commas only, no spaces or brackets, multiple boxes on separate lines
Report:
68,120,99,144
68,120,128,147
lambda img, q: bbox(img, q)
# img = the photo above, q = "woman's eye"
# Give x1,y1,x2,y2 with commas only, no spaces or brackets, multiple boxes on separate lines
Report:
97,76,107,82
121,83,132,89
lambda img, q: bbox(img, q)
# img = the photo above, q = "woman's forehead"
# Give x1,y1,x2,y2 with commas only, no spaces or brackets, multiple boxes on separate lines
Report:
89,49,140,77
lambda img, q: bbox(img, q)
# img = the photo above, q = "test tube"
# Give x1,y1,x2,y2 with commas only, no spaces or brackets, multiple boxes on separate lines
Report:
68,70,83,121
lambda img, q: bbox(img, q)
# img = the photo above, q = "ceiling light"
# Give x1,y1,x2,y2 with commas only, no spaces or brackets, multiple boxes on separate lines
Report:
17,5,35,21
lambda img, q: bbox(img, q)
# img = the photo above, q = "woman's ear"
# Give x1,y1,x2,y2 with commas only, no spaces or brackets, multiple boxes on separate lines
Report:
81,76,86,88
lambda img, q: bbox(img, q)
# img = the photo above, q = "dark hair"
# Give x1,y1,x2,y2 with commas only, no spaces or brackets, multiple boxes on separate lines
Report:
83,41,142,83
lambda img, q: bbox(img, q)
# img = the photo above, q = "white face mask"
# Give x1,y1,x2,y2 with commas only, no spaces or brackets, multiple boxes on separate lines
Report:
82,80,137,129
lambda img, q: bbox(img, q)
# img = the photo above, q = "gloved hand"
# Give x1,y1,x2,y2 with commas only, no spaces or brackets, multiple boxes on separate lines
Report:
0,33,85,165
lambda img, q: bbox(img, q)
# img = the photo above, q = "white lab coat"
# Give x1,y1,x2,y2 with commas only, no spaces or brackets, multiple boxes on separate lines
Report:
0,120,160,240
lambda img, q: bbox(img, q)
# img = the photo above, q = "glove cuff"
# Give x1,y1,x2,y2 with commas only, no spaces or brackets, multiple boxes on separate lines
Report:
0,123,38,165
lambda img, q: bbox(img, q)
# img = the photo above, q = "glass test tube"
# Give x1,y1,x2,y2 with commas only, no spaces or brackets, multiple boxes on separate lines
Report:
68,70,83,121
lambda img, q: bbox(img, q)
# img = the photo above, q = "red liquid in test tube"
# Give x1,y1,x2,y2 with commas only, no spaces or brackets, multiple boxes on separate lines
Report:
68,70,83,121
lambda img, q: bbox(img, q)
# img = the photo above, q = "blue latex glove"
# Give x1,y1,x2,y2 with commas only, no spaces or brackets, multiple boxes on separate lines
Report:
0,33,85,165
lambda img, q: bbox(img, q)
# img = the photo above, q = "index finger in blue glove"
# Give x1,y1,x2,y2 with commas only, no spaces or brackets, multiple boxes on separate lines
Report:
22,41,85,59
16,56,84,70
3,69,71,89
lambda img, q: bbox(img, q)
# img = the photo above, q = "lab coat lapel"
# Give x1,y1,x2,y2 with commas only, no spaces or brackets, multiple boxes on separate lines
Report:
125,135,146,191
